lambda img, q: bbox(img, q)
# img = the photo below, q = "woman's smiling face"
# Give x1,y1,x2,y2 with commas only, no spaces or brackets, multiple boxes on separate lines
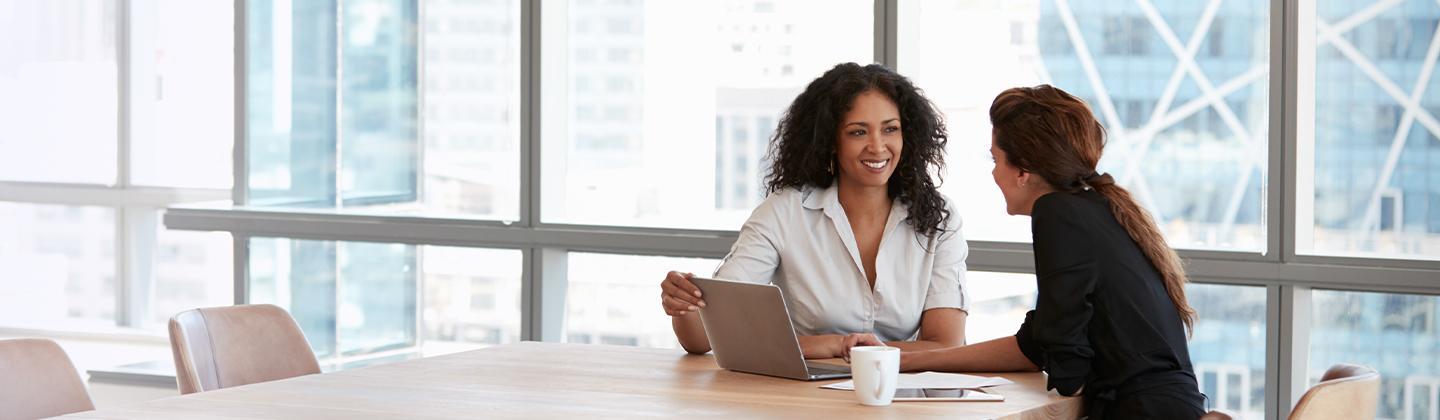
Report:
833,89,903,189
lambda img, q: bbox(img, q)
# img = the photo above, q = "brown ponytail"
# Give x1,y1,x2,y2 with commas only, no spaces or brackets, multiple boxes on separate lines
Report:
989,85,1197,333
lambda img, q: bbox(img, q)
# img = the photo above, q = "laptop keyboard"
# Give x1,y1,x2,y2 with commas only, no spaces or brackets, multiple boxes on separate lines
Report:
806,361,851,375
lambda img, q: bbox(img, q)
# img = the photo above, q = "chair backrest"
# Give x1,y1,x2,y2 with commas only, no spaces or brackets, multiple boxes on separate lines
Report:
0,338,95,420
1200,409,1244,420
1287,362,1380,420
168,304,322,394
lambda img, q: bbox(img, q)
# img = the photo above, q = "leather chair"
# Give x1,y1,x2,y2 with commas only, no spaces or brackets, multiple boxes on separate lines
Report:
0,338,95,420
1287,362,1380,420
169,304,322,394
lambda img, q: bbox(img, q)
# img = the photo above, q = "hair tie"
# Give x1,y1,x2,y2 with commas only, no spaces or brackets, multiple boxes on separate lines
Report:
1076,172,1114,191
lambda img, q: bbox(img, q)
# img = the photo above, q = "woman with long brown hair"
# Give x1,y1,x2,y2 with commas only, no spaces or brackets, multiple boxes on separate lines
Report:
853,84,1203,419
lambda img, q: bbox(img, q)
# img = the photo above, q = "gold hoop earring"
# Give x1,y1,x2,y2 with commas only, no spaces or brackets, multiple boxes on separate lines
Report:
829,153,836,175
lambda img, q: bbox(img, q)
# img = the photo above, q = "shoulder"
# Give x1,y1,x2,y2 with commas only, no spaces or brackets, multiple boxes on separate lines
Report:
935,193,964,237
1032,191,1099,219
747,186,807,222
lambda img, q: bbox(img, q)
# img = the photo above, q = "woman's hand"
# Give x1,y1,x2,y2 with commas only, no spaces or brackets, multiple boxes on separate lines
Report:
839,333,885,362
660,271,706,316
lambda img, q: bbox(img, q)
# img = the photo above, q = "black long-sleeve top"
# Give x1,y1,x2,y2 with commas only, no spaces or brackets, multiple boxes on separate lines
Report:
1014,190,1197,397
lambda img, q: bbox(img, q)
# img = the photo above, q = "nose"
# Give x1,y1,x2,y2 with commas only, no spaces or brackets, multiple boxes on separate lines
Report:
865,133,887,154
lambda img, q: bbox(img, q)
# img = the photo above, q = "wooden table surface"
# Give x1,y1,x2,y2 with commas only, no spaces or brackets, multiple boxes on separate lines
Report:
58,342,1082,420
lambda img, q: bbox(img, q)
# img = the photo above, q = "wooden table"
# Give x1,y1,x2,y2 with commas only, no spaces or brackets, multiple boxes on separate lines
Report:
58,342,1082,419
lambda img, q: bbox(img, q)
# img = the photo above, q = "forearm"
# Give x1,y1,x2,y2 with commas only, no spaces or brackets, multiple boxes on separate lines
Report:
880,338,954,352
672,312,711,354
900,336,1039,372
797,334,843,359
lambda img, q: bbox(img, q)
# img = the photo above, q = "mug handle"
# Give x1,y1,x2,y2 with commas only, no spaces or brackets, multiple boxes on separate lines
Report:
874,360,885,400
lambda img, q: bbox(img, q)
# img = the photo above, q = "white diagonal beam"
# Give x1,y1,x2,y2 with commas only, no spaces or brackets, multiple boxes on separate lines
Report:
1317,20,1440,138
1356,18,1440,234
1319,0,1405,44
1124,0,1229,191
1053,0,1128,142
1136,0,1253,150
1144,0,1224,134
1137,65,1268,139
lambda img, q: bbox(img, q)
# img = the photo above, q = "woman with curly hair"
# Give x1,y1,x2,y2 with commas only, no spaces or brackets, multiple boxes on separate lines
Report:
659,62,969,359
854,84,1204,419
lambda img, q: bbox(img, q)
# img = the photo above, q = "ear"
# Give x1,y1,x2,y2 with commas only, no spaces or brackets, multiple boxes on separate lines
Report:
1017,171,1031,188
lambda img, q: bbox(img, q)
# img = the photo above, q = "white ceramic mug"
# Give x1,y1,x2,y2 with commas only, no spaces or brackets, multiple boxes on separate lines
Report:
850,346,900,406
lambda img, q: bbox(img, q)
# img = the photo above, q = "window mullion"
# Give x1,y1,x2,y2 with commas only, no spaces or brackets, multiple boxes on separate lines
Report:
874,0,898,68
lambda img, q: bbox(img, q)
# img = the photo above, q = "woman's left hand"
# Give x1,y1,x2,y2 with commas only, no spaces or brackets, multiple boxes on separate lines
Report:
839,333,885,362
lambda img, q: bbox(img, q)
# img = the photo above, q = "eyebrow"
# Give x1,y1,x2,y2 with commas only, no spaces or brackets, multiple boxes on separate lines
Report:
844,118,900,128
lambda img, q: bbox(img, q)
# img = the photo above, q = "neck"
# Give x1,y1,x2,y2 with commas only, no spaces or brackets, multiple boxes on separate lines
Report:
1017,184,1058,216
835,178,892,217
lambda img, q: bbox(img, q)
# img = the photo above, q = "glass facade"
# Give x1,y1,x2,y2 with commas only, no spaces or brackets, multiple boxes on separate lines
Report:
246,0,522,218
1304,0,1440,260
249,237,521,367
562,252,720,348
0,202,116,325
0,0,119,185
131,0,234,189
906,0,1269,251
1190,283,1268,417
1313,290,1440,419
542,0,872,230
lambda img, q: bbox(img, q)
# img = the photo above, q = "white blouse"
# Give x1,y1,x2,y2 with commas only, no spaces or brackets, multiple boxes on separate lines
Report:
712,184,969,342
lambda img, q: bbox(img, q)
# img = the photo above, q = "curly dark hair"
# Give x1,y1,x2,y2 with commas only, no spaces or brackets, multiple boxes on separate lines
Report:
764,62,951,241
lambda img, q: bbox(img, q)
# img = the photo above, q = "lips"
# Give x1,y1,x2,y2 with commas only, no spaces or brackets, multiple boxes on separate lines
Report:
861,159,889,173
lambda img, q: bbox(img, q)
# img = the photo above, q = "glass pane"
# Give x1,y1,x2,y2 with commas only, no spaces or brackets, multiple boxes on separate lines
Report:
902,0,1270,251
421,0,522,219
563,252,720,348
1189,283,1267,418
246,0,340,207
246,0,521,220
1303,0,1440,259
130,0,234,189
249,237,520,368
965,271,1037,344
420,246,522,355
542,0,873,229
152,219,233,324
1312,290,1440,420
0,202,115,327
340,0,418,207
249,237,340,359
0,0,119,185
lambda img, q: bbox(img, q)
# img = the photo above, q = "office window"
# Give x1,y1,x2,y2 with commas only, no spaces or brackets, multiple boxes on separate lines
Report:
562,252,720,348
1312,290,1440,419
0,0,119,185
964,271,1037,344
130,0,234,189
1302,0,1440,259
420,246,522,355
540,0,873,230
152,220,233,324
901,0,1269,252
246,0,521,219
249,238,521,367
250,238,417,366
0,202,116,326
1189,283,1267,418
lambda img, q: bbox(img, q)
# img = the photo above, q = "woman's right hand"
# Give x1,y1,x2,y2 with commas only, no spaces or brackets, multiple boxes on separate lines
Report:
660,271,706,316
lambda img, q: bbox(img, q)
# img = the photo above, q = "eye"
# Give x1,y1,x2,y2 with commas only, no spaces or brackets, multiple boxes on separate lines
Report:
848,129,867,136
883,126,900,133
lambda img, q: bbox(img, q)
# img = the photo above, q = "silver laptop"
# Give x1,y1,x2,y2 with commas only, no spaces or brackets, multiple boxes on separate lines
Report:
689,276,851,381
